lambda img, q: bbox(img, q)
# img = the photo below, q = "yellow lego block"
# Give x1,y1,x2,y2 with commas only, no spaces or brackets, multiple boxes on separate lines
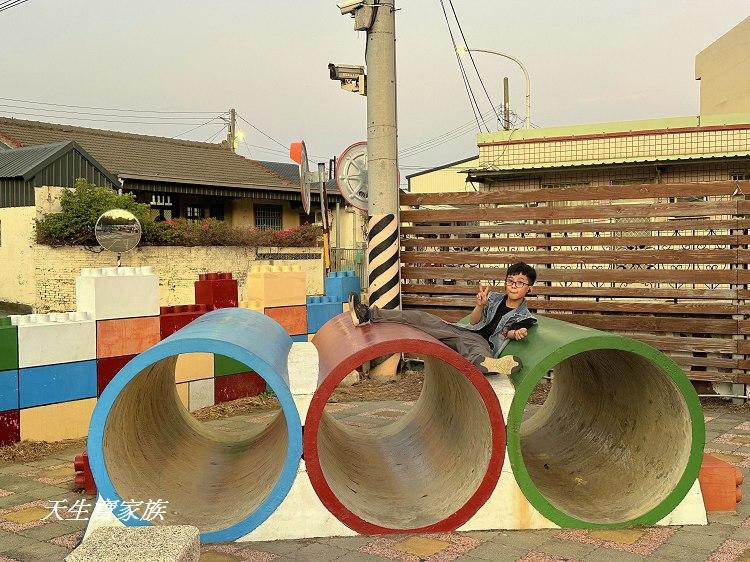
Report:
20,398,96,442
176,382,189,410
239,299,264,313
342,302,350,313
174,353,214,383
244,265,307,308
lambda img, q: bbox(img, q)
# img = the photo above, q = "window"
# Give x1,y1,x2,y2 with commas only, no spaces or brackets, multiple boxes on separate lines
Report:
255,204,283,230
186,206,204,222
731,173,747,181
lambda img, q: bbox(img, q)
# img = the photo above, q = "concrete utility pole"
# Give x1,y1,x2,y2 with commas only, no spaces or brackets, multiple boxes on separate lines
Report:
227,108,236,152
363,0,401,312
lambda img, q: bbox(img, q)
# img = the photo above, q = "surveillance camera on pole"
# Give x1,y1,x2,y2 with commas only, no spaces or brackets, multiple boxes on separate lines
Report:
328,63,367,95
336,0,376,29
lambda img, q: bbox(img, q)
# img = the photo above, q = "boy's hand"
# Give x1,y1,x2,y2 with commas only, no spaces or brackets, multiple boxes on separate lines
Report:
512,327,528,340
476,285,489,308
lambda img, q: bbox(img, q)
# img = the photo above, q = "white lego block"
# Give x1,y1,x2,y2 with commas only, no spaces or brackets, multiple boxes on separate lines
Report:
11,312,96,368
76,266,159,320
188,378,215,412
287,342,319,396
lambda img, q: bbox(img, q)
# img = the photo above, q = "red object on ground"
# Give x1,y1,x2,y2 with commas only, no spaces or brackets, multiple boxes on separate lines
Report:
73,452,96,495
97,354,137,395
214,372,267,403
264,305,307,336
159,304,209,339
699,453,743,511
0,410,20,447
303,314,506,534
195,272,238,310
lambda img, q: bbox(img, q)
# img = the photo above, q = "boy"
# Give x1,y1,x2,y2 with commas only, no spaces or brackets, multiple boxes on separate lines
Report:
348,262,537,375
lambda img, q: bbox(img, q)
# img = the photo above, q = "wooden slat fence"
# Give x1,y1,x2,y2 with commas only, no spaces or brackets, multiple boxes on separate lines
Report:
399,180,750,384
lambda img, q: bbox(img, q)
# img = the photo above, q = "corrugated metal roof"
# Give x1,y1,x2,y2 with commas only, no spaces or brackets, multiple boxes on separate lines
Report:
0,141,70,178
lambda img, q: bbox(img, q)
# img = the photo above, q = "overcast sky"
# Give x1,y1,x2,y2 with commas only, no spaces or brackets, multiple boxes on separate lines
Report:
1,1,747,182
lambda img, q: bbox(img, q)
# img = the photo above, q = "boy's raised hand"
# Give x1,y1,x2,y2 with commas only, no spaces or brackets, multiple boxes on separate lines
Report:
476,284,489,307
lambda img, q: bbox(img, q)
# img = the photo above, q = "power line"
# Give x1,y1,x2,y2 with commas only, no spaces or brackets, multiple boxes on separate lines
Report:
205,125,228,144
447,0,502,125
0,103,220,121
0,96,222,114
0,0,31,13
236,114,287,150
0,109,216,126
173,116,227,139
438,0,486,134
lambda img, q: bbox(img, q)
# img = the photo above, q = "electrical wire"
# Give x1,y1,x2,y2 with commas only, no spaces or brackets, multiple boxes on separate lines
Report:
0,109,219,126
236,114,287,150
173,116,227,139
447,0,502,125
205,125,228,144
438,0,486,133
0,103,220,121
0,96,223,114
0,0,30,13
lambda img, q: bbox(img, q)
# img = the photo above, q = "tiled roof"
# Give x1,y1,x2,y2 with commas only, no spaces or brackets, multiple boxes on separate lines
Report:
0,117,297,190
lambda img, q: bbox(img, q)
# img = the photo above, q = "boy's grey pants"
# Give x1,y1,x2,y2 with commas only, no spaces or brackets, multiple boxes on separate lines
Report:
370,306,494,374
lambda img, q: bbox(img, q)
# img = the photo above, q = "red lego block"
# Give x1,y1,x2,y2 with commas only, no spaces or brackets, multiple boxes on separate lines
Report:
264,305,307,336
0,410,20,447
699,453,744,511
73,452,96,495
214,372,266,403
97,354,136,395
160,304,209,339
195,272,238,310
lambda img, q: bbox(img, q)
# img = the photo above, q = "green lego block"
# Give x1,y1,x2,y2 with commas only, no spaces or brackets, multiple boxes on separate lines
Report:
214,354,252,377
0,318,18,372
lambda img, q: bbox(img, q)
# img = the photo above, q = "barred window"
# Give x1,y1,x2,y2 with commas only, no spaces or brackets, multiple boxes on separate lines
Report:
255,204,283,230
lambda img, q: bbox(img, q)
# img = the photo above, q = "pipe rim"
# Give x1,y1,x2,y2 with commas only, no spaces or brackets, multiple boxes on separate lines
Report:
87,337,303,543
304,338,506,533
506,335,705,529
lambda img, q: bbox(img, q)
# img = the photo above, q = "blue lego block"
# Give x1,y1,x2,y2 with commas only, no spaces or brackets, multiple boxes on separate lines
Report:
306,296,343,333
324,270,360,303
290,335,308,343
19,360,97,408
0,369,18,411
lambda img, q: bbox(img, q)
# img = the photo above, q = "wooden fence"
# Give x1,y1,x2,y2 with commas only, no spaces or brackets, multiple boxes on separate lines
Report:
399,180,750,384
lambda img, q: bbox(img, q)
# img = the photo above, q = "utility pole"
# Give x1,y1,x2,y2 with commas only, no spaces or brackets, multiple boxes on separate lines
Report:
227,108,236,152
364,0,400,312
503,77,511,131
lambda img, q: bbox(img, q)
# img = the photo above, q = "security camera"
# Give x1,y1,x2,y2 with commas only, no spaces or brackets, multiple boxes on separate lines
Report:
337,0,364,15
328,63,367,96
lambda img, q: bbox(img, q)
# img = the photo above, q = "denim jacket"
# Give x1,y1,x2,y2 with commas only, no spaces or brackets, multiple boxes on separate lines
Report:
458,291,536,356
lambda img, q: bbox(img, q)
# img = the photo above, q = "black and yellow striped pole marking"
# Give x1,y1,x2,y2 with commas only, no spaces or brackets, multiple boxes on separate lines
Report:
367,213,400,310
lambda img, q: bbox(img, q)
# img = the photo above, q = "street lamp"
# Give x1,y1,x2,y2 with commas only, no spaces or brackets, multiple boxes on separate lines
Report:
457,47,531,129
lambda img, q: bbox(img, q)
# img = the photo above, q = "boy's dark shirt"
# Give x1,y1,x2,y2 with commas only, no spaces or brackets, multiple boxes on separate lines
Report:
476,297,512,342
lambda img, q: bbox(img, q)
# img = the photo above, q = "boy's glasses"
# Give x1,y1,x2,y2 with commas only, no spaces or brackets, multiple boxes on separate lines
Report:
505,279,530,288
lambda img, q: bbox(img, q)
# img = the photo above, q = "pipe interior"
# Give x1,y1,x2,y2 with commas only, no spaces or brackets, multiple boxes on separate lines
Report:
520,349,692,524
102,355,287,532
317,355,492,529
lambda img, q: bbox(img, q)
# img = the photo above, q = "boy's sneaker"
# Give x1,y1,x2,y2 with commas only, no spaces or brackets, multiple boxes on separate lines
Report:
348,292,370,326
480,355,523,376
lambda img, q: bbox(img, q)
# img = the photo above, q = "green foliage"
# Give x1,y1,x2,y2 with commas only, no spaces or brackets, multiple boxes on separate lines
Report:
36,179,322,248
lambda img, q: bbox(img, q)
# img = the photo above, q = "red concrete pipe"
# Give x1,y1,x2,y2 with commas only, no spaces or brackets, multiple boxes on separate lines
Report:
304,314,505,534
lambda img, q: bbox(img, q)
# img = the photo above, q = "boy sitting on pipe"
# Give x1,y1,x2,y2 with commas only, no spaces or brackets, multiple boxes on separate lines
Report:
348,262,537,375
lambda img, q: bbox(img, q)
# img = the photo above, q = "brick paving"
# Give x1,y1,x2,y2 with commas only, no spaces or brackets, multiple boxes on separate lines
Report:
0,400,748,561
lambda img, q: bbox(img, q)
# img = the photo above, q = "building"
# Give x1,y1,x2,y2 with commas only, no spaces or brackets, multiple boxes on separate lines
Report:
696,16,750,116
0,117,363,247
406,156,478,194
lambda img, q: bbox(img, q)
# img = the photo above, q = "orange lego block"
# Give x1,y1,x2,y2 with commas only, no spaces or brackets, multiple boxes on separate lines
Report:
20,398,96,441
699,453,743,511
174,353,214,383
96,317,160,359
264,305,307,336
175,382,189,410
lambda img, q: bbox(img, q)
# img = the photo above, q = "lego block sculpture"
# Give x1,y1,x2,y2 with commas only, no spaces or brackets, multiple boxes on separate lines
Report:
323,271,360,303
244,265,307,309
195,273,238,309
76,267,159,320
87,308,302,542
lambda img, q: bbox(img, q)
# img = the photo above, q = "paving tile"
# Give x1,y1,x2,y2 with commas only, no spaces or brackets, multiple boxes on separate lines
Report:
517,552,584,562
22,485,72,501
319,535,376,550
47,529,83,550
491,530,555,550
0,529,26,554
454,541,528,561
16,520,74,541
536,538,599,559
557,528,673,556
5,539,71,562
653,541,713,561
201,543,278,562
242,540,303,556
359,533,480,561
707,538,750,561
393,536,453,557
285,542,347,561
0,494,31,511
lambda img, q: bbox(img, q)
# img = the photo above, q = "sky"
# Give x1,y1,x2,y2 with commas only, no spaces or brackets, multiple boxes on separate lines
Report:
0,1,748,184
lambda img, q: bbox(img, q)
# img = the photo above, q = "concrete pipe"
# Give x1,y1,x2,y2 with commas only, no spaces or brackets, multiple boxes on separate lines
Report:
304,314,505,533
87,308,302,543
504,316,705,528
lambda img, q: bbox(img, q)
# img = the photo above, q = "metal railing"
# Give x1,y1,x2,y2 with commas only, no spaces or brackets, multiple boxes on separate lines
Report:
330,247,367,290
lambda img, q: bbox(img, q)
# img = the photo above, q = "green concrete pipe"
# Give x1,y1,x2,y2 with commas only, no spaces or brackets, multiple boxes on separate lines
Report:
503,316,705,528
